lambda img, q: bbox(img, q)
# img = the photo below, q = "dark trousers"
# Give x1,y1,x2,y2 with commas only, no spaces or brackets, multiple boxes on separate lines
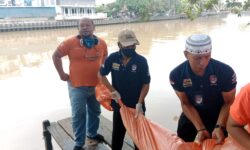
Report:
112,109,139,150
177,113,228,142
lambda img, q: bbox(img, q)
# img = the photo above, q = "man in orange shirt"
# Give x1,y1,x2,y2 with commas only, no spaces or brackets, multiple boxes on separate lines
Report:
227,83,250,149
52,18,108,150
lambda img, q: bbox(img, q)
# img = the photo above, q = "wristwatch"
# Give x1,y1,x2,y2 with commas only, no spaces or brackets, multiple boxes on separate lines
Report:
214,124,226,130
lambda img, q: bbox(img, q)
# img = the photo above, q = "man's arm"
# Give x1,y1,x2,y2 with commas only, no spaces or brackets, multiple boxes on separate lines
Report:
52,49,69,81
175,91,205,130
134,83,149,118
98,72,121,102
138,84,149,104
212,88,236,143
97,72,115,92
227,115,250,149
216,88,236,127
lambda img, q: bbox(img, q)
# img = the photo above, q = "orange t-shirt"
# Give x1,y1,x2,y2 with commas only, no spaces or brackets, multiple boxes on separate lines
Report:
230,83,250,132
58,36,108,87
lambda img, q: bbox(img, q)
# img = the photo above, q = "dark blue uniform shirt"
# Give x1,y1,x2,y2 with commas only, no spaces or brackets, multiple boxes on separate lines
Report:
170,59,237,117
100,51,150,109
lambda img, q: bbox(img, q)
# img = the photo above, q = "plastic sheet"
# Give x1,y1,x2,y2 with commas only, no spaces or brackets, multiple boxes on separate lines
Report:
95,83,246,150
95,83,113,111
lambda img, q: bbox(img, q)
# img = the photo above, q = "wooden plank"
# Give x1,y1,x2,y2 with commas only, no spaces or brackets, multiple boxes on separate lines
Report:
122,135,135,150
47,122,75,150
57,116,134,150
98,116,134,150
48,121,111,150
57,118,74,139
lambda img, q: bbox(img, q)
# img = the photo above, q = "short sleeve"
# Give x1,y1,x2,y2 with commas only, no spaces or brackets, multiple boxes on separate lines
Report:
140,59,150,84
230,84,250,125
57,38,72,56
100,54,113,76
98,38,108,63
169,68,184,92
220,65,237,92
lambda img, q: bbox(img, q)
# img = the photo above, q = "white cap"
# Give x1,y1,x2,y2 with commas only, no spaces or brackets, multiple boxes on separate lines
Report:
185,34,212,54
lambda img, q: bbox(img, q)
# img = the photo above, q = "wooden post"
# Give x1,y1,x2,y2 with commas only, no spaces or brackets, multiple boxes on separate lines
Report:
43,120,53,150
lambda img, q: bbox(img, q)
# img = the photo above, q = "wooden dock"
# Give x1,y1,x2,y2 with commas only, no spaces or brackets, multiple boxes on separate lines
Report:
43,115,134,150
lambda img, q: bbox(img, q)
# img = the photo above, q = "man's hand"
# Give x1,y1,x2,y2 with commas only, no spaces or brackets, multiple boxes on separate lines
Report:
60,73,69,81
196,129,210,144
212,127,225,144
135,103,143,118
111,90,121,103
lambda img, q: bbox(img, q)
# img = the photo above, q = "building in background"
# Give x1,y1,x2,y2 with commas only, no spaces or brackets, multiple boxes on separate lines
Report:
0,0,55,6
0,0,107,20
56,0,106,20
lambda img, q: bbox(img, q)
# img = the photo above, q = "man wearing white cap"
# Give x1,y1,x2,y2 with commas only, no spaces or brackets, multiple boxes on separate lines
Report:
98,29,150,150
169,34,237,144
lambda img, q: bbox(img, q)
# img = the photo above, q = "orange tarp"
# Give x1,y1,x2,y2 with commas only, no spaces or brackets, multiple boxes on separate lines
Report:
95,83,246,150
119,103,246,150
95,83,113,111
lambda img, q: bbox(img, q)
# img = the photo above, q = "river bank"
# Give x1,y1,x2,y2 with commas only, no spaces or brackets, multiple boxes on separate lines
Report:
0,11,229,32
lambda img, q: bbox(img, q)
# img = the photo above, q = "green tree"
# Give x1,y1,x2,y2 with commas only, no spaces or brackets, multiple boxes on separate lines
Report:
116,0,153,21
181,0,202,20
151,0,169,15
225,0,242,14
243,0,250,10
181,0,219,20
204,0,219,10
225,0,242,8
96,4,107,13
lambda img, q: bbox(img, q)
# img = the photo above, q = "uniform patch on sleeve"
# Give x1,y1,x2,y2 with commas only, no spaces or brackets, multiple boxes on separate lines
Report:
112,63,120,71
183,78,192,87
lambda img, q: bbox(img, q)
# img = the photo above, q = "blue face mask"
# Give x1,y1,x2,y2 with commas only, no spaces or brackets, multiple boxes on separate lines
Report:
120,48,136,58
80,36,97,49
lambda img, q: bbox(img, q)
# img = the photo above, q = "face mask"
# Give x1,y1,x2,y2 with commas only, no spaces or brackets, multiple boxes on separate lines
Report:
120,48,136,58
80,36,97,49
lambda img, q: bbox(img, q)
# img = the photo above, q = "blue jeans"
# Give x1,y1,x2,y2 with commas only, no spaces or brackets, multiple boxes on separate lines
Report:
68,82,101,147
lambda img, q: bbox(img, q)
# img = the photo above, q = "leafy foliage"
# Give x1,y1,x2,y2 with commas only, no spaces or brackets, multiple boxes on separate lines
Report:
181,0,219,20
181,0,202,20
96,0,176,21
96,0,221,21
243,0,250,10
204,0,218,10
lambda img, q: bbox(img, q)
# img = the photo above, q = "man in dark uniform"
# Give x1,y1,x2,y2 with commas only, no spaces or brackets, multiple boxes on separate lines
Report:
169,34,237,144
98,29,151,150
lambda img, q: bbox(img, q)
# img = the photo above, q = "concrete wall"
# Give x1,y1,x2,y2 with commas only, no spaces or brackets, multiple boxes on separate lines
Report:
0,7,56,19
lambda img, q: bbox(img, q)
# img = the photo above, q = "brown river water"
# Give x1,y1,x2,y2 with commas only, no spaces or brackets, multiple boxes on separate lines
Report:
0,13,250,149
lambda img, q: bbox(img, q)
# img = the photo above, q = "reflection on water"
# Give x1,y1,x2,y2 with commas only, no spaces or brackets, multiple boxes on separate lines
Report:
0,13,250,150
0,52,52,79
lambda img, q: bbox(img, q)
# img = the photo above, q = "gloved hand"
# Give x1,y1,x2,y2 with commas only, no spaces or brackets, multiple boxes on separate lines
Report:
135,102,143,118
110,90,121,103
